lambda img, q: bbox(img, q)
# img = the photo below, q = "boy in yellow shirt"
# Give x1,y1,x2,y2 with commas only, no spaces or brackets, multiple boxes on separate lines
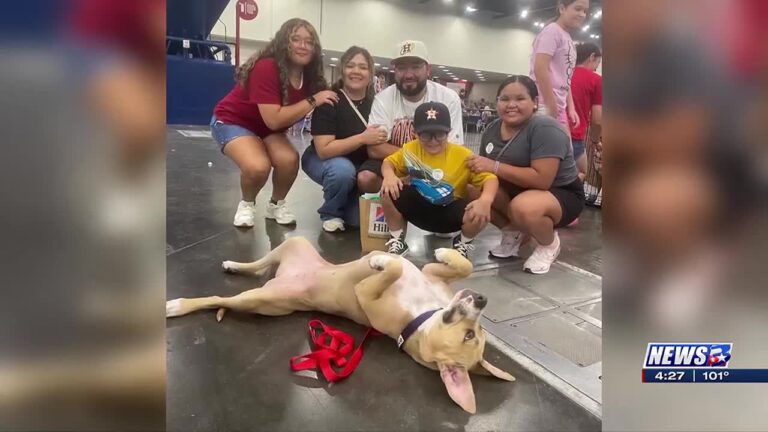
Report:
380,102,499,258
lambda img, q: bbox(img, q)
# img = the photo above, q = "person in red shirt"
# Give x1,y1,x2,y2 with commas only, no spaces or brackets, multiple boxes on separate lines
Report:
211,18,339,227
68,0,165,172
570,42,603,179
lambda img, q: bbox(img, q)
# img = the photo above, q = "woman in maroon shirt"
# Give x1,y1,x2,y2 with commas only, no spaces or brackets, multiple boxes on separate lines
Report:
211,18,339,227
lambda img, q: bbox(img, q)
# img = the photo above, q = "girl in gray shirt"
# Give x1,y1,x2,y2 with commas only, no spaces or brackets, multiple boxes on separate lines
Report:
466,75,584,274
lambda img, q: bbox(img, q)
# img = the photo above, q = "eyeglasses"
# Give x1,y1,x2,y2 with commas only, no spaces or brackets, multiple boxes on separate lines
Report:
289,37,315,49
418,132,448,142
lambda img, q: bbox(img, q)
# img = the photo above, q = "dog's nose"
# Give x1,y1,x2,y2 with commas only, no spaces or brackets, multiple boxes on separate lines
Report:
474,294,487,309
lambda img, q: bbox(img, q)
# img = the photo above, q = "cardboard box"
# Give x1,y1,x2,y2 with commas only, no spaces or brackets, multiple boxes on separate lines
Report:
359,194,404,252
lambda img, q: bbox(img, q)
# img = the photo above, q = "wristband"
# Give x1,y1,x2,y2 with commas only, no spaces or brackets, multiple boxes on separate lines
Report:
493,160,500,174
306,96,317,108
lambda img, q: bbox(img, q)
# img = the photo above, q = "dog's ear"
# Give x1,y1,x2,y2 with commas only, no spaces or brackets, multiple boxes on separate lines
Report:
470,359,516,381
438,363,476,414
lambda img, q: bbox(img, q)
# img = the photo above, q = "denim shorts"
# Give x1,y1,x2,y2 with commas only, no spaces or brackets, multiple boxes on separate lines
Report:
210,115,256,152
572,139,586,160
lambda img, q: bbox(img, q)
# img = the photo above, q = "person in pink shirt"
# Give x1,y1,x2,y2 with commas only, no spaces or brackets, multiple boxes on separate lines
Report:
530,0,589,130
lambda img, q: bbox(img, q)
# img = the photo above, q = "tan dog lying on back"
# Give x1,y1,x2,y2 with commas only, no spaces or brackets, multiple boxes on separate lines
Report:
166,236,514,413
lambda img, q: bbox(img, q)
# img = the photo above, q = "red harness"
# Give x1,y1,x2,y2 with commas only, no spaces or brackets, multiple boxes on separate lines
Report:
290,320,382,382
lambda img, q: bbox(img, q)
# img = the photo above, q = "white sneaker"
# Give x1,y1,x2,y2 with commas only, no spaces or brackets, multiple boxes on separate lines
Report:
233,200,256,227
523,232,561,274
489,229,525,258
322,217,345,232
265,200,296,225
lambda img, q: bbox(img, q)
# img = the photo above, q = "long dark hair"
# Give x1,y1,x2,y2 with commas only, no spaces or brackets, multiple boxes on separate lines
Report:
497,75,539,111
235,18,327,104
332,46,375,101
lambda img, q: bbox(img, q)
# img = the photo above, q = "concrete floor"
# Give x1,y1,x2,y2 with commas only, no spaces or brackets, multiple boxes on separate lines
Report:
166,126,602,431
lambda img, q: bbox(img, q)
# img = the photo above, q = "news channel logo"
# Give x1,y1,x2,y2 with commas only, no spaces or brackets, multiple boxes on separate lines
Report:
643,343,732,368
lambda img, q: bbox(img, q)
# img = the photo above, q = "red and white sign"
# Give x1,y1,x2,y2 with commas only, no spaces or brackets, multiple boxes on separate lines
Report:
237,0,258,20
235,0,259,65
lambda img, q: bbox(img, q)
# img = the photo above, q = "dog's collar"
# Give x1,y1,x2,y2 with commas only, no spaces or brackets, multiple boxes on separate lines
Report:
397,309,440,350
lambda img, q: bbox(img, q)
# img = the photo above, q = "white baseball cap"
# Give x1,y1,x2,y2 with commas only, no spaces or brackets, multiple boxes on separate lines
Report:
392,40,430,64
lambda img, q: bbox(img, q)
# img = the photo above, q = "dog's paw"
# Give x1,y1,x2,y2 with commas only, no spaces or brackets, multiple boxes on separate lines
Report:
222,260,239,273
369,254,393,271
434,248,453,264
166,299,184,317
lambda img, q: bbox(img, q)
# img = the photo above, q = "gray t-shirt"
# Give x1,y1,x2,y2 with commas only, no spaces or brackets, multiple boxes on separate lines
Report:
479,115,577,187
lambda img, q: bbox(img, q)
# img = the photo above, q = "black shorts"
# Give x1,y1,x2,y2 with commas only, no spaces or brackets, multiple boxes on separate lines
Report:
502,178,585,228
393,185,468,233
357,159,383,177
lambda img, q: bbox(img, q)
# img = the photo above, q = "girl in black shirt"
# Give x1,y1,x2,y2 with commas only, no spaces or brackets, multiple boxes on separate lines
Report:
301,46,387,232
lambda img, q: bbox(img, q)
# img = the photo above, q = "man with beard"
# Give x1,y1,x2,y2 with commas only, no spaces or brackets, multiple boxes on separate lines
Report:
357,40,464,193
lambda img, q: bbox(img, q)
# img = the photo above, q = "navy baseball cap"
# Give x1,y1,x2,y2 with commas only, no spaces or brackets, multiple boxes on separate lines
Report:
413,102,451,134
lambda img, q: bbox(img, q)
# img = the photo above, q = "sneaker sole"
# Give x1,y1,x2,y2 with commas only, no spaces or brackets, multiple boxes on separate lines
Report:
524,266,550,274
523,245,561,274
489,250,520,259
265,216,296,225
233,221,255,228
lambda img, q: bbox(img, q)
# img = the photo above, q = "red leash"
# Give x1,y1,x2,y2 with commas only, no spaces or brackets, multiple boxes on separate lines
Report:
290,319,382,382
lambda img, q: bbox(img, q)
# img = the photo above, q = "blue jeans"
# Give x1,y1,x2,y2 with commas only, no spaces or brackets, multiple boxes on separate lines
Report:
301,146,360,226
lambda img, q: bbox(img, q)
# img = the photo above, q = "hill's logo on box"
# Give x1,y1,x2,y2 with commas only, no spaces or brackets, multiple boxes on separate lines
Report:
643,343,732,369
367,203,388,236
